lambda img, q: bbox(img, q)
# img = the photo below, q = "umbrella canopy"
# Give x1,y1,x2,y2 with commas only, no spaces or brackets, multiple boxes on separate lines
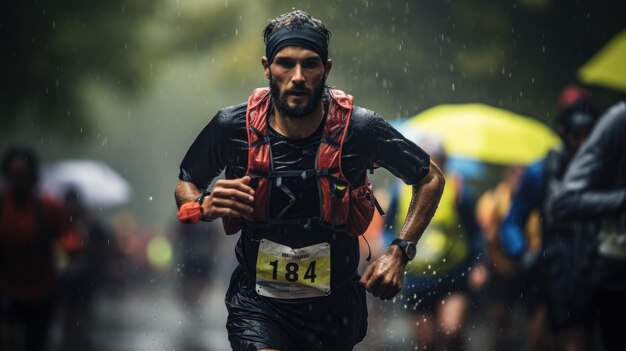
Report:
578,29,626,93
405,103,560,165
41,160,132,207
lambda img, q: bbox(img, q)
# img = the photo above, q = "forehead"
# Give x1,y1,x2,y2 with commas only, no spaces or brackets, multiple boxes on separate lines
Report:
273,46,321,61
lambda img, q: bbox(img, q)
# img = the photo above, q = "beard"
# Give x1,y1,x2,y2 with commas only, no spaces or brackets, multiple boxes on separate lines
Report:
269,74,325,119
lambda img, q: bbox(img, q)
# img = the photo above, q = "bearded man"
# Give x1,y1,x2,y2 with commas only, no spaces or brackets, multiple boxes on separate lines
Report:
175,10,444,351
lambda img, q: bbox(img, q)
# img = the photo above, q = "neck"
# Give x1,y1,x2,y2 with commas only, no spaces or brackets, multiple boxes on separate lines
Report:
269,103,325,139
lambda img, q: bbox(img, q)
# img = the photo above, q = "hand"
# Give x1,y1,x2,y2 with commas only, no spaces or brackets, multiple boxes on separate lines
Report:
359,246,406,300
200,176,255,220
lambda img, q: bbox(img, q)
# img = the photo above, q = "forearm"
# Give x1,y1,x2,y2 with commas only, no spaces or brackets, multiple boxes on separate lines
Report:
399,160,445,242
175,180,202,208
360,160,444,299
553,188,626,220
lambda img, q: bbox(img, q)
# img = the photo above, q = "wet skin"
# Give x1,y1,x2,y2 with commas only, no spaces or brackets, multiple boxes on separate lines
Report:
262,46,333,139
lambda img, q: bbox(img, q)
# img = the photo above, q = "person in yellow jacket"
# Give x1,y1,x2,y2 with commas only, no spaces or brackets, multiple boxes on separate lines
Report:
383,133,486,351
476,165,543,351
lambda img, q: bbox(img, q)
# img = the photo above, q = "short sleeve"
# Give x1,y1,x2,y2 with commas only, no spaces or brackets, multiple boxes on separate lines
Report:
345,107,430,185
178,104,247,188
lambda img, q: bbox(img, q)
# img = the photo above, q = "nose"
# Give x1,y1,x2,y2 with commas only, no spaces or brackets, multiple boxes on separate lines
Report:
292,64,305,84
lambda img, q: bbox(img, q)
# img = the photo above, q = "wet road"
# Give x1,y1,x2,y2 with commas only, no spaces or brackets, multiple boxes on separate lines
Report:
51,275,505,351
88,283,230,351
50,275,230,351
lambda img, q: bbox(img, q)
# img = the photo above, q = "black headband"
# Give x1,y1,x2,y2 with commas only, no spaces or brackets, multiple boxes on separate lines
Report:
266,26,328,64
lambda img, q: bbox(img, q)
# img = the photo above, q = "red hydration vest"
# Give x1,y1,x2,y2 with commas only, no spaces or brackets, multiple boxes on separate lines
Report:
222,87,378,237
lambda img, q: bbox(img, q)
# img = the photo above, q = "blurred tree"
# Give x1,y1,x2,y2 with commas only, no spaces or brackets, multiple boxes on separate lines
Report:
1,0,162,136
260,0,625,121
2,0,623,138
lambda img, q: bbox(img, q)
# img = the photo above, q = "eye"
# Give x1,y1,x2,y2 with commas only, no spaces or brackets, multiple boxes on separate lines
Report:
274,59,295,69
302,60,321,69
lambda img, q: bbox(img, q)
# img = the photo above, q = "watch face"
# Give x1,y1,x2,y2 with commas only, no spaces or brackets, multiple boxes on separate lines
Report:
406,242,417,260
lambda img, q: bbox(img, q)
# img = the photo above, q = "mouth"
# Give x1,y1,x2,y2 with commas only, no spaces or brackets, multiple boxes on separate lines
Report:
286,89,308,97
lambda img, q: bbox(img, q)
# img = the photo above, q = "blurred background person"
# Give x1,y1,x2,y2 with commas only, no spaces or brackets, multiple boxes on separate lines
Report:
0,147,81,351
55,186,113,351
500,85,600,351
173,218,222,313
171,212,240,349
384,133,486,351
553,101,626,351
476,164,542,351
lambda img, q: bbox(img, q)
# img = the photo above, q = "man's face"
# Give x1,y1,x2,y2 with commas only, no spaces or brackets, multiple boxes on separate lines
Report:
263,46,331,119
6,158,37,198
564,126,592,155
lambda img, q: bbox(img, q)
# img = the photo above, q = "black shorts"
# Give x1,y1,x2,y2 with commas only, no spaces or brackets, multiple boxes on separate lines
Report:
225,265,368,351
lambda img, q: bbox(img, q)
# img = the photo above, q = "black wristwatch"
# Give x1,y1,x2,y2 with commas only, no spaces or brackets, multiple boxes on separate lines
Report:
196,190,213,222
390,238,417,261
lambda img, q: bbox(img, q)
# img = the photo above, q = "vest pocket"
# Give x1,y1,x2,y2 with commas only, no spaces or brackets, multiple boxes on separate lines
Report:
348,183,375,237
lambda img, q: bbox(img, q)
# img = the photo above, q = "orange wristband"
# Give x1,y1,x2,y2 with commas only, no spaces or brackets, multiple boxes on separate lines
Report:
177,201,203,224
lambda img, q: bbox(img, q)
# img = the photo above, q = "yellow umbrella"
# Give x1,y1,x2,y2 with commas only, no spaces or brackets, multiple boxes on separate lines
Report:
578,29,626,93
406,103,560,165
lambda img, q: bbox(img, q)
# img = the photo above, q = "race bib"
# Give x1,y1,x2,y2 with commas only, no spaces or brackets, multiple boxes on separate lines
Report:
255,239,331,299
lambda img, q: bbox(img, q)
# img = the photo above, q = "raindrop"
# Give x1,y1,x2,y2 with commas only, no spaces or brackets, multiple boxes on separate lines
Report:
149,196,153,201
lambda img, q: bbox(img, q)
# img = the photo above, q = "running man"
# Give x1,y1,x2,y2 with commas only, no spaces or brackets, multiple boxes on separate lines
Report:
175,10,444,351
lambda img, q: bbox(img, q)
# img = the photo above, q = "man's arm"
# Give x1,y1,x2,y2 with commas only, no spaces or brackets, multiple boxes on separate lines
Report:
175,177,255,220
553,102,626,219
360,159,445,300
175,180,203,208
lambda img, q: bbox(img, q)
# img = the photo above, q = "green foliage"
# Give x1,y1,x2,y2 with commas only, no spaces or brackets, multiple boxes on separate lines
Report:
1,0,162,136
2,0,624,138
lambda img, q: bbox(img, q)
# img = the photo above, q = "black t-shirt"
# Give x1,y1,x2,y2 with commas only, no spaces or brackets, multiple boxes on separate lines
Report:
179,99,430,205
179,92,430,286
